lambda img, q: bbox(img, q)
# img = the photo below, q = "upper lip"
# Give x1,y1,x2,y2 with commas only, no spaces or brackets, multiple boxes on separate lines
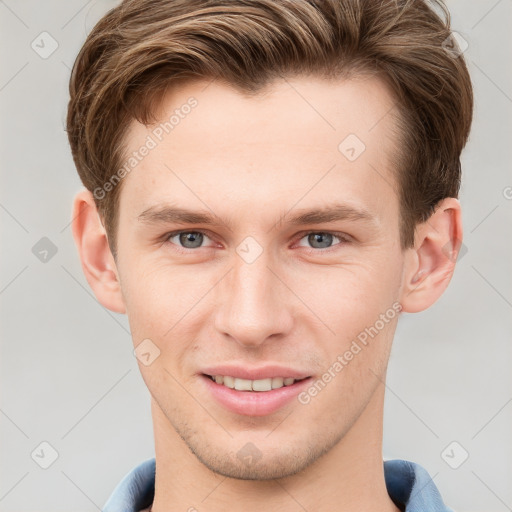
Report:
201,365,311,381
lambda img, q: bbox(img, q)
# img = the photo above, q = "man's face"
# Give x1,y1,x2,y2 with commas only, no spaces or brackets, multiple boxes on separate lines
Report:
115,75,407,479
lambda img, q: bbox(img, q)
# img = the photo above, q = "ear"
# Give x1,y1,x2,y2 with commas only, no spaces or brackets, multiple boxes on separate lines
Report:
399,197,463,313
71,189,126,314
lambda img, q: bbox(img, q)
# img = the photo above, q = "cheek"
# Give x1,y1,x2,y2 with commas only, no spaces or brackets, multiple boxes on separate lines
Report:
118,256,179,341
292,258,402,334
289,257,402,400
119,257,219,372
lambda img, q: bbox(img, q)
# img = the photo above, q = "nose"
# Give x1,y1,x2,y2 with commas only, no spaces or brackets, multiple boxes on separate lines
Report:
213,249,294,348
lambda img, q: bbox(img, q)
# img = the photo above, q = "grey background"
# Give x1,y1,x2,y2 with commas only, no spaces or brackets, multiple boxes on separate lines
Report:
1,1,511,511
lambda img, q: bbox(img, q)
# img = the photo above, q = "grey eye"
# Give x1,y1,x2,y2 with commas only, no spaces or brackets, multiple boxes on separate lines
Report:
307,233,334,249
177,232,204,248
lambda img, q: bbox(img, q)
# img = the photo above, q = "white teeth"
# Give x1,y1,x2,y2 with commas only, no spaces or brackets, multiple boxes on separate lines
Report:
209,375,302,391
223,375,235,389
234,378,253,391
252,378,272,391
272,377,284,388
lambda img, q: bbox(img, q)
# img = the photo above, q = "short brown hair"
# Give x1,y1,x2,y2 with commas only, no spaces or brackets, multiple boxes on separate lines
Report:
66,0,473,258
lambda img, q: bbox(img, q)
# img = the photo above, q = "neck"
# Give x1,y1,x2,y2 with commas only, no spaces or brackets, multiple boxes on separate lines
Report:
150,383,400,512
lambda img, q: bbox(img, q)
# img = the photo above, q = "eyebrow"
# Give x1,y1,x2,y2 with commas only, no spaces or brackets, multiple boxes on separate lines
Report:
137,202,377,229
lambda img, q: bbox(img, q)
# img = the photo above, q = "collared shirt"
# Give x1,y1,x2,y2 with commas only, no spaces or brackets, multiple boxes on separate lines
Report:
102,457,454,512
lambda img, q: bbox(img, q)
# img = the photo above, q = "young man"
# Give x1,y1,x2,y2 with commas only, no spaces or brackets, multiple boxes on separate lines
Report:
66,0,473,510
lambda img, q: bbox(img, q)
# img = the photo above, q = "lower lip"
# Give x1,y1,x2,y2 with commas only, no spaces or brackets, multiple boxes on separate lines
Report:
201,375,312,417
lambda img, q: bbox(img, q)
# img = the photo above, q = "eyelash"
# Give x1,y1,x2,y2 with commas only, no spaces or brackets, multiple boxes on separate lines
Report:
162,229,352,254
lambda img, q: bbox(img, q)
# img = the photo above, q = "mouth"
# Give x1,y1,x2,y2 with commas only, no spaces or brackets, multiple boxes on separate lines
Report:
200,372,313,417
204,374,308,391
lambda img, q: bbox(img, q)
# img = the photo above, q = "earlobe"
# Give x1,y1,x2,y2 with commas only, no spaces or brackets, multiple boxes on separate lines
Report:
399,198,463,313
71,189,126,314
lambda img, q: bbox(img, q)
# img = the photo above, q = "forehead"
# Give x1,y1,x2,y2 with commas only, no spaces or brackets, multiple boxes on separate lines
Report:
119,75,400,228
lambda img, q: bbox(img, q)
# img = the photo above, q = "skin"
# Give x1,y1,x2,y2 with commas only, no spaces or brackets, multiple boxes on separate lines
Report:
72,75,462,512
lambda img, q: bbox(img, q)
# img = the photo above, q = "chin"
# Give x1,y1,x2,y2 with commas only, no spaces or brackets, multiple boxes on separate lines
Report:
181,425,341,481
191,446,314,480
